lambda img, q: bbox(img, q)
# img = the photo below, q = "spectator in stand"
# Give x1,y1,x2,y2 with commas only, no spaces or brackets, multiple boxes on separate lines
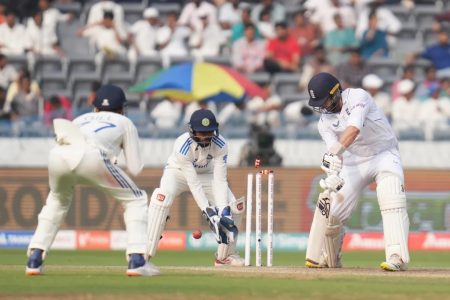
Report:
336,48,371,88
0,87,9,120
34,0,73,34
246,83,282,128
190,12,225,60
231,4,261,44
415,65,439,101
309,0,356,34
362,73,392,121
283,100,316,137
178,0,217,31
4,68,40,114
27,11,64,57
0,54,17,90
75,80,101,116
232,24,266,74
77,11,127,59
150,99,183,129
0,3,6,24
406,31,450,79
43,94,72,126
0,10,31,55
289,10,320,58
218,0,241,38
391,65,415,101
128,8,160,62
251,0,285,25
298,45,335,92
356,1,401,46
418,83,450,140
391,79,421,133
360,10,389,60
157,11,191,65
323,13,359,66
217,101,246,127
9,71,42,122
439,77,450,98
263,22,300,74
86,0,124,33
257,8,275,40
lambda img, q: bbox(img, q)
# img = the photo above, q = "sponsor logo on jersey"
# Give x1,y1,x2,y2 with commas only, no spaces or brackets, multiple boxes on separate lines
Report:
223,154,227,163
101,99,110,107
332,120,340,128
157,194,166,201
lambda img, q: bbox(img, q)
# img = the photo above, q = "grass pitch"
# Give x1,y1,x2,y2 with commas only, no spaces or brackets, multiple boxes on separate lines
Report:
1,250,450,300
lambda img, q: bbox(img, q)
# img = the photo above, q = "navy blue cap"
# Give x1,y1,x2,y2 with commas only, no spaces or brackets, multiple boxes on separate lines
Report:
189,109,218,132
307,72,341,107
93,84,127,111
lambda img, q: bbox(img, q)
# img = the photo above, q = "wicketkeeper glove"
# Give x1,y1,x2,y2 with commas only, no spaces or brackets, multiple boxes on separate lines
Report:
321,152,343,175
218,206,238,243
319,174,344,193
202,206,229,244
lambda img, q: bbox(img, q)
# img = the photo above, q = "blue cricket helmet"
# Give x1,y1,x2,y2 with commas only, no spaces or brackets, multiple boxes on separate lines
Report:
307,72,341,108
189,109,219,132
93,84,127,111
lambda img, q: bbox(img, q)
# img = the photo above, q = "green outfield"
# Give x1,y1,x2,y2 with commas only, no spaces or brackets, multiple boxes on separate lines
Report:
1,250,450,300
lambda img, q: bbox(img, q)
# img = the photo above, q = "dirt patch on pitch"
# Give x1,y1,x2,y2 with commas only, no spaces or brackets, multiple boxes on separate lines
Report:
164,266,450,279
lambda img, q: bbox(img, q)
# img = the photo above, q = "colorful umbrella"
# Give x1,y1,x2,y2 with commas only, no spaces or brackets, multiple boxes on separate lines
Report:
129,62,267,102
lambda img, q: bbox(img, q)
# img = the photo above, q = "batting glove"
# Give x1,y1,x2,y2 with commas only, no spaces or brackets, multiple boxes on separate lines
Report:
319,174,345,193
321,152,343,175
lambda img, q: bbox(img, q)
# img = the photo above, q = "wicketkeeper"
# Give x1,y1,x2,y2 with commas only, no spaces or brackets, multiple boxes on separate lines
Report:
147,108,246,266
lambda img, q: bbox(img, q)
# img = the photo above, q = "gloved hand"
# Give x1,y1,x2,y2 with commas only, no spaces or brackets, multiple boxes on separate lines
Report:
202,206,223,243
319,174,344,193
321,152,342,175
218,206,238,243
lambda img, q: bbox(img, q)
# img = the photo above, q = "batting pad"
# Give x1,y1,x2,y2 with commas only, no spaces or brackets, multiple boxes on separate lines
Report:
306,190,330,265
324,215,344,268
381,208,410,264
147,188,173,257
377,175,410,264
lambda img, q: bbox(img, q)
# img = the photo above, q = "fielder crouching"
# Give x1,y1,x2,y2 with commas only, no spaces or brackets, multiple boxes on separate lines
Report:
305,72,410,271
26,85,159,276
147,109,246,267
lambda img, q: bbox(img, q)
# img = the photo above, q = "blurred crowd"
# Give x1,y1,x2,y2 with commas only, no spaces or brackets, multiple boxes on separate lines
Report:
1,0,450,141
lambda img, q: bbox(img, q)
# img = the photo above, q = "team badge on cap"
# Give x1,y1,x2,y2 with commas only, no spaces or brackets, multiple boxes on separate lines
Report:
101,99,110,106
201,118,210,126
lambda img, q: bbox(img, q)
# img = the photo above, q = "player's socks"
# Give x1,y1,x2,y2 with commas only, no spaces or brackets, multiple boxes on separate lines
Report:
126,254,160,276
380,254,408,271
26,249,44,275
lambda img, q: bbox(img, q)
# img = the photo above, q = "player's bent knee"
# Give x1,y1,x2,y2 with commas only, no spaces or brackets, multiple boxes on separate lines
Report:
377,174,406,211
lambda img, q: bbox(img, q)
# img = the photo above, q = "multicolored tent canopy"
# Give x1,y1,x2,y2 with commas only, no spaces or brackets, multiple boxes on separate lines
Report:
129,62,267,103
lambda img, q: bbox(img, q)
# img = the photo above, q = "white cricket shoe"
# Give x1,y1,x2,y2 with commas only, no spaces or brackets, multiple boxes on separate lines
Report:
380,254,408,271
305,252,342,268
126,254,160,276
26,249,44,276
214,254,245,267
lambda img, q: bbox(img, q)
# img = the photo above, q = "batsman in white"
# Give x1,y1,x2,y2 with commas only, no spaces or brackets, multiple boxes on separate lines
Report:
147,108,245,267
305,72,410,271
26,85,159,276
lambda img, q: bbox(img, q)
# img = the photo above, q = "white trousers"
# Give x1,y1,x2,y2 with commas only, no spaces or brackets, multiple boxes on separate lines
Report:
28,145,148,256
160,167,236,210
331,149,404,222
